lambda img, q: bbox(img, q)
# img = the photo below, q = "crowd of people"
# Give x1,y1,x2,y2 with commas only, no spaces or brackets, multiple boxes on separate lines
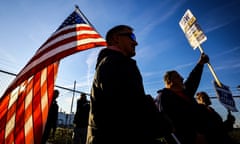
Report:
41,25,237,144
86,25,236,144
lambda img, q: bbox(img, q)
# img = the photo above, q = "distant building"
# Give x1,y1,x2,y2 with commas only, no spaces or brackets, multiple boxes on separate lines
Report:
58,112,75,128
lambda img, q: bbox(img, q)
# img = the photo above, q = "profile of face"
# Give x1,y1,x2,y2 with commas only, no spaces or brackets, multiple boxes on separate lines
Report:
54,90,59,99
165,71,184,90
196,96,204,104
116,29,138,57
196,92,211,106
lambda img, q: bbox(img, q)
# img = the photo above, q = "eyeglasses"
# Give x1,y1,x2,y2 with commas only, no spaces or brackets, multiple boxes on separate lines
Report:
118,33,136,41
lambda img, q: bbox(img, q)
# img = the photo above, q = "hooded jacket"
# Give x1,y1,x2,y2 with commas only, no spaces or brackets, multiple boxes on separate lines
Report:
87,48,162,144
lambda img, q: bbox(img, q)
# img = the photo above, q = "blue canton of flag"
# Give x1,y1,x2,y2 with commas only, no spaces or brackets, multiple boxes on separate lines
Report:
56,9,87,31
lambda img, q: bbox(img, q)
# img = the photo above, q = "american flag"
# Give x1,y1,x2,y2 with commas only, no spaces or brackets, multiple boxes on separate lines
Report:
0,6,106,144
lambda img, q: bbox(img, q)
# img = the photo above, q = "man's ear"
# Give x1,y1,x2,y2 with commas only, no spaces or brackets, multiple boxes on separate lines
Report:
112,35,120,44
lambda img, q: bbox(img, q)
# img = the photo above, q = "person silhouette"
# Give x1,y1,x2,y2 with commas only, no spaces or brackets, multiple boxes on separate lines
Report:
87,25,164,144
41,89,59,144
196,91,235,144
223,110,236,133
155,53,209,144
73,93,90,144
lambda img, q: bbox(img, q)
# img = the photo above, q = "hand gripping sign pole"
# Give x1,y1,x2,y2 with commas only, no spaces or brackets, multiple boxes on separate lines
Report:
179,9,222,87
179,9,238,112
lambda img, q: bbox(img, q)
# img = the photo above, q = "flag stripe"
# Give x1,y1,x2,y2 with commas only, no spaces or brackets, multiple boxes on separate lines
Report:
22,37,104,75
0,94,9,143
22,34,104,76
24,79,34,144
32,71,43,144
5,90,19,142
34,25,102,61
15,85,26,144
5,113,15,143
38,24,97,53
40,75,49,133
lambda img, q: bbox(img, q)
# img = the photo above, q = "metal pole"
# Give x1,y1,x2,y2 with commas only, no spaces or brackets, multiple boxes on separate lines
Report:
69,80,76,125
55,85,90,96
198,45,222,87
0,69,17,76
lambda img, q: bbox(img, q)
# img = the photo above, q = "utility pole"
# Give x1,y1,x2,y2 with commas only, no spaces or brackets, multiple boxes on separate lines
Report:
69,80,76,125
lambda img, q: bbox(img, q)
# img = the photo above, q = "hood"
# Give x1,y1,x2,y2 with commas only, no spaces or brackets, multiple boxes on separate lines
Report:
95,48,123,69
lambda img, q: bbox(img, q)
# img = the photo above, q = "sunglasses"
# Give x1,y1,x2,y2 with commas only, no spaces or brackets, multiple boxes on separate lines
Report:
118,33,136,41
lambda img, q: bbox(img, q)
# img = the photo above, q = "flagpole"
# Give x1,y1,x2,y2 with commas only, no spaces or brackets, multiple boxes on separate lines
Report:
75,5,96,30
198,45,222,87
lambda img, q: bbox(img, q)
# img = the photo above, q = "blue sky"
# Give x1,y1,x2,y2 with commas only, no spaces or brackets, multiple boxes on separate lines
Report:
0,0,240,125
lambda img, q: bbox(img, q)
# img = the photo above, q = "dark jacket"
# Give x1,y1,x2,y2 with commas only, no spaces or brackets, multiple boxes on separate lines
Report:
41,100,59,144
74,99,90,128
157,63,204,144
197,105,234,144
87,48,162,144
